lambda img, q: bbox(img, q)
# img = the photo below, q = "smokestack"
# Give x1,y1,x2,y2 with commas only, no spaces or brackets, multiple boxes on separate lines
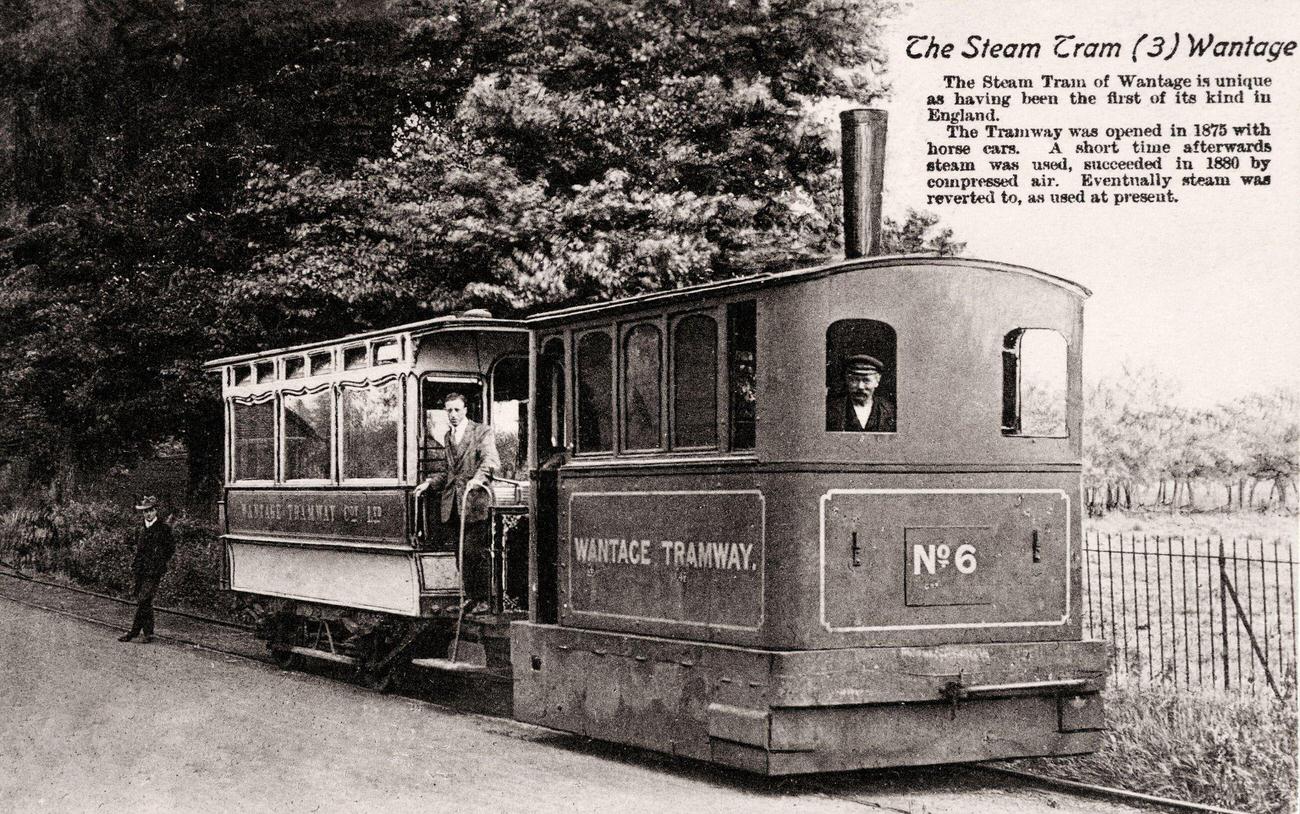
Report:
840,109,888,259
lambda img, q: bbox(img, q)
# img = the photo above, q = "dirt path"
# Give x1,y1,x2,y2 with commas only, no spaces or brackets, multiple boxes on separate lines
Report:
0,585,1147,814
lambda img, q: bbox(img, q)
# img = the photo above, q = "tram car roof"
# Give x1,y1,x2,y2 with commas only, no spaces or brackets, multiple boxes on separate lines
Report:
202,312,527,370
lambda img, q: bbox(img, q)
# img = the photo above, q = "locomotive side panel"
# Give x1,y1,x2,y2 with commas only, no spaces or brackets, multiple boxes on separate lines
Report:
552,467,1083,649
768,469,1084,649
567,490,765,632
555,467,769,647
820,488,1070,633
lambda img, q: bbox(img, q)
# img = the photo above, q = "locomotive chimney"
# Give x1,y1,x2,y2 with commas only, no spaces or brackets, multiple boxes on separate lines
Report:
840,108,888,259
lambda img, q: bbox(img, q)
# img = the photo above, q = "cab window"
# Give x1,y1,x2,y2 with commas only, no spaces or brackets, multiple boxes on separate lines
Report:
537,338,566,459
576,331,614,453
728,301,756,449
623,323,662,451
1003,329,1067,437
672,313,717,449
825,319,897,433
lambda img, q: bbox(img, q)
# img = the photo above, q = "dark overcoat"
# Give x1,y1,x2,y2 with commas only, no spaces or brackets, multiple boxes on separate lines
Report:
132,519,175,594
825,393,897,432
427,420,500,524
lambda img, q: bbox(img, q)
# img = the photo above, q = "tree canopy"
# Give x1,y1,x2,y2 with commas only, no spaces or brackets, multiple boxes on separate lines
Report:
1,0,964,489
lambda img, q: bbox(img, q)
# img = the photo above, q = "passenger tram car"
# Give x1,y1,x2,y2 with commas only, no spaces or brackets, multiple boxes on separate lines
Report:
205,109,1107,774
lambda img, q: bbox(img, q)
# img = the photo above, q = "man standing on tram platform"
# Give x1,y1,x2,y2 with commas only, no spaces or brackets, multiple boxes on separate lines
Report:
118,496,174,643
418,393,499,614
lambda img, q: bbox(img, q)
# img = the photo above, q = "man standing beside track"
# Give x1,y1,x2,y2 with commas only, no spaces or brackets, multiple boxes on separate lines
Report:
118,495,174,643
418,393,499,615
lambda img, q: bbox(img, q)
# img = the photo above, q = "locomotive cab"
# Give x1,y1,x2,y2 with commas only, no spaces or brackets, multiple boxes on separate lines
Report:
514,257,1106,774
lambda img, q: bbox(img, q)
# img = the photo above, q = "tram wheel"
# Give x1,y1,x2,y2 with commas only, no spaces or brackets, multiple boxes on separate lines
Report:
270,645,300,670
357,664,395,693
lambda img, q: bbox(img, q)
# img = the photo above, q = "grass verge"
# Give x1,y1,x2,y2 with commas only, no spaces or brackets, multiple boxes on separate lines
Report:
1012,681,1297,813
1088,508,1298,547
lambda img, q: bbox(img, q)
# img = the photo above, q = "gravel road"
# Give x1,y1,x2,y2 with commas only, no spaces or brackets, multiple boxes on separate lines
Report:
0,589,1146,814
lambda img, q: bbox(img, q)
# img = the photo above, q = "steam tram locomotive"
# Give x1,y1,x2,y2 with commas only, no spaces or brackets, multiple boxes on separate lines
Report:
205,110,1107,774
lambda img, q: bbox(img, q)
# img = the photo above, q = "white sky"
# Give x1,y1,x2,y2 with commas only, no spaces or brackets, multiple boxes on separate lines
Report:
870,0,1300,406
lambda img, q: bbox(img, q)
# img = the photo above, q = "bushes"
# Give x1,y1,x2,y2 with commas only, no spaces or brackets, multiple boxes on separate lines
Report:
0,505,59,571
1021,682,1297,813
1,496,247,622
163,512,228,611
61,499,135,593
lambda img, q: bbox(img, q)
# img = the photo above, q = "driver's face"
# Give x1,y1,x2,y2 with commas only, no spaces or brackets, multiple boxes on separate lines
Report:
445,399,467,426
845,370,881,402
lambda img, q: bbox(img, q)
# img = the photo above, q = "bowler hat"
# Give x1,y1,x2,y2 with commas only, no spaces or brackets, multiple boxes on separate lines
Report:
844,354,884,374
134,495,159,511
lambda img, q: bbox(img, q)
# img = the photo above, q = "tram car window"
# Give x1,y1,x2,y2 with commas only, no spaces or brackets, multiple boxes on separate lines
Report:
342,345,367,370
309,350,333,375
419,378,483,494
340,379,401,481
490,356,530,479
231,398,274,482
282,386,331,481
373,339,401,366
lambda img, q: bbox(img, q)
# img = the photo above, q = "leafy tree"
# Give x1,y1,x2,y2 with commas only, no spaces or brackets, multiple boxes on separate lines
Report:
1236,389,1299,509
235,0,909,317
2,0,967,497
0,0,410,490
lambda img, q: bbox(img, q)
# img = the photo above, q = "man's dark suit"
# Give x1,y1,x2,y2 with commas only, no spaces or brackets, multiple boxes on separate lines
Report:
126,518,175,638
826,393,897,432
426,420,499,601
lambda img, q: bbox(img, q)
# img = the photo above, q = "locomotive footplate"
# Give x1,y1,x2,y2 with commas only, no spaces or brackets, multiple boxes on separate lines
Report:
512,622,1108,775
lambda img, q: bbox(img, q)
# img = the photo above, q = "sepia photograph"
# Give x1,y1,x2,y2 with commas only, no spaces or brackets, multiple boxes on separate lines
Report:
1,1,1296,812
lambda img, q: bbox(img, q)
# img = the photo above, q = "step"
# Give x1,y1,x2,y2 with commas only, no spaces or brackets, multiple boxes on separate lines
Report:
410,657,495,675
288,645,358,666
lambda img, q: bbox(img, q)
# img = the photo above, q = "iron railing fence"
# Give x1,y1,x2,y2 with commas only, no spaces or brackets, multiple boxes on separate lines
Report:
1083,531,1297,698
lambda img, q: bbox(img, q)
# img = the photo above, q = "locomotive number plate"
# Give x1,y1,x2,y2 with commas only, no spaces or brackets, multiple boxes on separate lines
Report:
904,526,993,606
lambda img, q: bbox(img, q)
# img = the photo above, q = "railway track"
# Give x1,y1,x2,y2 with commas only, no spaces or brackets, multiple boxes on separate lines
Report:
0,566,1247,814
